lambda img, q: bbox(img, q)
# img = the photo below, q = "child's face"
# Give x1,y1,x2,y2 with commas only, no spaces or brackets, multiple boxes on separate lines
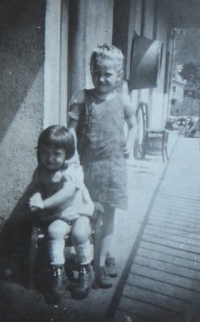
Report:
39,145,66,170
91,59,120,94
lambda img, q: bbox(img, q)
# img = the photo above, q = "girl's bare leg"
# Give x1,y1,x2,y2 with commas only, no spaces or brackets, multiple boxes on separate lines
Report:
97,206,116,288
99,206,115,267
71,216,92,245
48,219,71,265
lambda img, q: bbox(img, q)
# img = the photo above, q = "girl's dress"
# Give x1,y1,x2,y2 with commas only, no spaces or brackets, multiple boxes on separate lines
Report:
68,89,135,210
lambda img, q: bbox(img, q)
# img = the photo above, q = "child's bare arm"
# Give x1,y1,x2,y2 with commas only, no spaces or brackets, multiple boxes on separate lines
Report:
68,118,78,131
29,177,45,212
29,192,43,212
68,120,80,164
124,115,138,156
29,184,75,210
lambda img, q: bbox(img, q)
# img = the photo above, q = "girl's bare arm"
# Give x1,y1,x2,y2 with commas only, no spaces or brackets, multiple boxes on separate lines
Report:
29,184,75,210
68,118,80,164
68,118,78,131
124,115,138,156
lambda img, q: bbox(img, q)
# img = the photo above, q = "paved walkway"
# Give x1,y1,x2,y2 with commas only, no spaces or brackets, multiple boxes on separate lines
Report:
108,135,200,322
1,133,200,322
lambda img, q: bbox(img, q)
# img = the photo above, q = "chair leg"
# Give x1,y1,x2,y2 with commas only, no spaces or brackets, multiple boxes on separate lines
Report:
162,147,165,163
165,147,169,160
29,226,39,289
93,211,102,289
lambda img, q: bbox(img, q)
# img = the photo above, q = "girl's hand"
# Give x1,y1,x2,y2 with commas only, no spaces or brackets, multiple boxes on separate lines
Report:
29,193,44,211
123,143,132,158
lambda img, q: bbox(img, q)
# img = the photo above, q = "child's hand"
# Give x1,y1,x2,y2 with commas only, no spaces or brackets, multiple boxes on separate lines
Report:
123,143,132,159
29,193,44,211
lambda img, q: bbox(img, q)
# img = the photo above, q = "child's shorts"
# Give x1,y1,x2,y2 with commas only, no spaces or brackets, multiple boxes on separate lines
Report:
67,219,77,226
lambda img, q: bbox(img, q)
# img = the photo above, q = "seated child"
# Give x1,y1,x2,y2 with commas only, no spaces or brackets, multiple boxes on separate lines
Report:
29,125,94,302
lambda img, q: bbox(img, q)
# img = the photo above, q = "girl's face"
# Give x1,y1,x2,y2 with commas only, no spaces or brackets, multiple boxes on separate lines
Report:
39,145,66,170
91,59,120,94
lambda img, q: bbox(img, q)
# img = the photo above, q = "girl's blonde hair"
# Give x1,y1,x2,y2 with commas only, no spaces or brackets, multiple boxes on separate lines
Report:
90,44,124,75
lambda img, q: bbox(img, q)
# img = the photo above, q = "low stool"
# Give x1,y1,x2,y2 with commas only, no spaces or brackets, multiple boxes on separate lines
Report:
29,202,103,290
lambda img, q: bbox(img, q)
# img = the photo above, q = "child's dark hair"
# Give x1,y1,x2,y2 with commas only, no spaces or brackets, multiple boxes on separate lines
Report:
37,125,75,163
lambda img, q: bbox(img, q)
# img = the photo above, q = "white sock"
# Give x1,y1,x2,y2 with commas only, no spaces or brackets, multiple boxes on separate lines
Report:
48,239,65,265
74,240,92,265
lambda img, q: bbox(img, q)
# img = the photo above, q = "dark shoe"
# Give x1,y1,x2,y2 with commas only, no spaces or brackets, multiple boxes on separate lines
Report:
99,266,113,288
105,256,118,278
73,265,94,300
44,265,68,304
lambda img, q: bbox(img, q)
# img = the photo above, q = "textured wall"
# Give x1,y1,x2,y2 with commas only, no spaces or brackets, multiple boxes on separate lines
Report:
171,0,200,28
0,0,45,231
68,0,114,99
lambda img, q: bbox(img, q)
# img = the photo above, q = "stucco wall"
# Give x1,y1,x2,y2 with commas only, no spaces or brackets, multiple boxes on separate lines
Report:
0,0,45,228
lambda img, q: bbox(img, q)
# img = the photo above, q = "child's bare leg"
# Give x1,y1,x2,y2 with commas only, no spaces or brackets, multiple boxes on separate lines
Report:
44,219,70,303
48,220,71,265
71,216,92,246
71,216,94,300
99,205,115,288
100,206,115,266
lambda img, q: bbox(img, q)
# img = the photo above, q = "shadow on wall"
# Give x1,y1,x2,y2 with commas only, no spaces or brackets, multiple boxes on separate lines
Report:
0,0,45,143
0,181,36,282
0,0,46,276
0,182,35,241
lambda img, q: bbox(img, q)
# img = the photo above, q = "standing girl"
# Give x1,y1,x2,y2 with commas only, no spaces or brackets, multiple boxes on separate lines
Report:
68,44,137,288
29,125,95,302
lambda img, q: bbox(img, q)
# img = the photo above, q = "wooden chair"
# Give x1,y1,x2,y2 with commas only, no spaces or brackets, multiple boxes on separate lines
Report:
29,202,103,290
144,129,169,163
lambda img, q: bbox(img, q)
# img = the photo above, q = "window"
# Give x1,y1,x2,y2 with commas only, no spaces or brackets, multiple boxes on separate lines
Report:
172,85,176,93
171,98,177,105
